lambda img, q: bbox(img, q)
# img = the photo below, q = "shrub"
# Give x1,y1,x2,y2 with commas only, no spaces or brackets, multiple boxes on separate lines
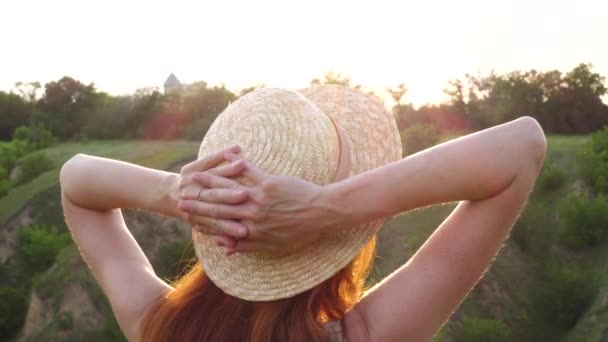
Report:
512,202,552,255
400,123,440,156
531,263,598,331
580,126,608,194
154,241,196,281
537,160,566,192
16,152,54,185
559,194,608,249
0,166,11,197
0,286,28,339
19,224,71,274
12,123,57,150
459,317,511,342
0,141,21,171
58,311,74,330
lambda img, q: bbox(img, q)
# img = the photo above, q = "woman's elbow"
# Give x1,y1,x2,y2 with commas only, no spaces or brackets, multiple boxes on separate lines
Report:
59,153,89,196
514,116,547,173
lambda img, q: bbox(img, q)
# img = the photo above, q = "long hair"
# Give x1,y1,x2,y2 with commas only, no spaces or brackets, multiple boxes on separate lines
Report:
141,237,377,342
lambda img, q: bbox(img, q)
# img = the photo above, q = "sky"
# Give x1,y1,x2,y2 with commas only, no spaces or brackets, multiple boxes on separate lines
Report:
1,0,607,107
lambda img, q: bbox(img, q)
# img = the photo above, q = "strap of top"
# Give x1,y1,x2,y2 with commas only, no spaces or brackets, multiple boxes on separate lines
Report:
324,319,346,342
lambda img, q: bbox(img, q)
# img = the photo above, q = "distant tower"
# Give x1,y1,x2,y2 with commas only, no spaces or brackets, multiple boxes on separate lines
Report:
164,73,182,93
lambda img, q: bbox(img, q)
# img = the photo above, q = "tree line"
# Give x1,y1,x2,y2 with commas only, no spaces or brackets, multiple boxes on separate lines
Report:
0,63,606,145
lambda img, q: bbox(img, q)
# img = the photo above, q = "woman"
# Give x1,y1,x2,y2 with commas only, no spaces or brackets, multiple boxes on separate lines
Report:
60,86,546,341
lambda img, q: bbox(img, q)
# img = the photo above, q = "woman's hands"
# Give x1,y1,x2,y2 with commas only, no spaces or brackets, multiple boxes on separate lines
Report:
178,152,345,255
173,145,251,240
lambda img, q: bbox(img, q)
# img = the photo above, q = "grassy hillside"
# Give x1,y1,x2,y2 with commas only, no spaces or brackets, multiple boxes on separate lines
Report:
0,140,198,341
2,135,606,341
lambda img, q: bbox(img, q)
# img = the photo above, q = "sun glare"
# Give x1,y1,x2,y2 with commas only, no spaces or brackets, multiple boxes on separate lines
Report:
1,0,606,107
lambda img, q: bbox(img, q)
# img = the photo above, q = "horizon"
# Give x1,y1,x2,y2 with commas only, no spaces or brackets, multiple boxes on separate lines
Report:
2,0,607,107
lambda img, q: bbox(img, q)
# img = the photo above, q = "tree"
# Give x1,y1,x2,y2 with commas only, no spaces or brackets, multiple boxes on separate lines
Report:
311,70,351,87
544,64,608,133
37,77,103,139
387,84,407,105
14,81,41,108
182,82,236,121
0,92,29,140
82,94,132,139
446,64,608,133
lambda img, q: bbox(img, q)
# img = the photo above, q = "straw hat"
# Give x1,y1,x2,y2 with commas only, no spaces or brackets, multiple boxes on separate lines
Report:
193,85,402,301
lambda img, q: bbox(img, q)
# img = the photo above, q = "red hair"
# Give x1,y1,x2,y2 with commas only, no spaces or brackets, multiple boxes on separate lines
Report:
141,237,376,342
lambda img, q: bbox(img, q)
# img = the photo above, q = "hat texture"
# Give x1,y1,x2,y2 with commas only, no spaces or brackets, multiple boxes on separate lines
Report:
193,86,401,301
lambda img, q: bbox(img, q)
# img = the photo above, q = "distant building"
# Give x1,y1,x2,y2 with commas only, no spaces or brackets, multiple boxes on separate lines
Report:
164,73,182,93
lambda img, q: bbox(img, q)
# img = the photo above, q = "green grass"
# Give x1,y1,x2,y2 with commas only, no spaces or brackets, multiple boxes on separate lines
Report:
0,140,198,223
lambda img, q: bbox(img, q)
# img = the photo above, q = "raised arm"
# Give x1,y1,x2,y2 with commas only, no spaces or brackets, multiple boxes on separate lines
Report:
59,146,247,340
339,116,546,341
178,117,546,340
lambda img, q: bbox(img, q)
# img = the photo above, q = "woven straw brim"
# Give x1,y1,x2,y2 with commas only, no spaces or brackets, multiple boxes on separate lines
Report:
193,86,402,301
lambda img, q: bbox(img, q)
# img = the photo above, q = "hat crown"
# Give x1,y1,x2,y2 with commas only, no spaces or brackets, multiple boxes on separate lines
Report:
198,88,340,185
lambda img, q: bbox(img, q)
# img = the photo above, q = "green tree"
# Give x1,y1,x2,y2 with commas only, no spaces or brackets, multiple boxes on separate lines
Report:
37,77,103,139
449,64,608,133
0,91,29,140
82,95,133,139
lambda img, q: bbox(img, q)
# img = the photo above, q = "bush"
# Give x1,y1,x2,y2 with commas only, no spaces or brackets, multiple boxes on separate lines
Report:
459,317,511,342
512,202,552,255
154,241,196,281
19,224,71,274
0,141,22,171
559,194,608,249
0,166,11,197
580,126,608,194
531,263,598,331
0,286,28,339
537,160,566,192
400,123,440,156
13,123,57,150
58,311,74,330
16,152,54,185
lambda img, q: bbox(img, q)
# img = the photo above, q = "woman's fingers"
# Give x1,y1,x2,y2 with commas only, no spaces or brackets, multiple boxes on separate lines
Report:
197,188,247,204
179,200,250,220
225,154,266,184
182,145,240,173
190,217,248,238
209,159,246,178
208,234,238,248
225,239,265,255
193,172,241,189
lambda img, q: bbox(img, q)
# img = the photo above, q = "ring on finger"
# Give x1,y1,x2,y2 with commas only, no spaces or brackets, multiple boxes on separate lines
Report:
198,188,203,201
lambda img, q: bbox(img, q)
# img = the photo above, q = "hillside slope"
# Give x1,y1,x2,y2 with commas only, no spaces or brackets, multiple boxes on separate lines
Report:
2,136,604,341
0,140,198,341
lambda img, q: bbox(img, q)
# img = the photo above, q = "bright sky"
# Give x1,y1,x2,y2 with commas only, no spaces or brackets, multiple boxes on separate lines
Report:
1,0,606,107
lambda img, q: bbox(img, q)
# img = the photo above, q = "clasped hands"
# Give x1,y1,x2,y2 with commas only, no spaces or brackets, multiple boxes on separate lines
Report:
174,145,339,255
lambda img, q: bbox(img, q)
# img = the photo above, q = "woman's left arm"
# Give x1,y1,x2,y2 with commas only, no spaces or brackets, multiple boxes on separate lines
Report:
60,146,246,340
